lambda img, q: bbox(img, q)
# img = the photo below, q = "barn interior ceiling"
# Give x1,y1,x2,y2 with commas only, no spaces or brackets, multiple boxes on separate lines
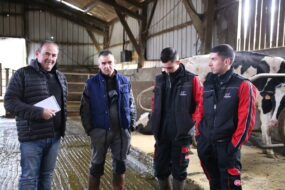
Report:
59,0,147,23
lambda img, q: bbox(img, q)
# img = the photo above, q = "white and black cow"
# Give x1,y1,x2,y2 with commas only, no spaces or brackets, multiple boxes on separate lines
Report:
137,51,285,157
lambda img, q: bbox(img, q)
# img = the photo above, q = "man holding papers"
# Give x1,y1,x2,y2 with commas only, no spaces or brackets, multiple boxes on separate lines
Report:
80,50,136,190
4,40,67,190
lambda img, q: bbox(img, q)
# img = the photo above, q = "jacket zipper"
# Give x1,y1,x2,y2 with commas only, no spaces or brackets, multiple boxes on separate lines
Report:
167,74,171,89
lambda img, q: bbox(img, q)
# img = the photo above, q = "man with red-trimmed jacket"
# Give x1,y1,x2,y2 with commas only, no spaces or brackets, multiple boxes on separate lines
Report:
196,44,257,190
151,47,203,190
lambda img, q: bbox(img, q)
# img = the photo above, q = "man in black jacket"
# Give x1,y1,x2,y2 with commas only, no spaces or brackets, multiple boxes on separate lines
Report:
4,40,67,190
151,47,203,190
197,44,257,190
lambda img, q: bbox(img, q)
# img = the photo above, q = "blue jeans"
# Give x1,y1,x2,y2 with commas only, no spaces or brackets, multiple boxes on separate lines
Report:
19,133,61,190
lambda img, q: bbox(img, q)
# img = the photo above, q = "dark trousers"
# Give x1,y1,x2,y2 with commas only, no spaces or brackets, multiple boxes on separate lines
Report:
153,138,191,181
197,136,242,190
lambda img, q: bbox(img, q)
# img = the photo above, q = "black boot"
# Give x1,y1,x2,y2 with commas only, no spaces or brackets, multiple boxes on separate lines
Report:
158,176,172,190
88,175,100,190
113,173,125,190
173,179,185,190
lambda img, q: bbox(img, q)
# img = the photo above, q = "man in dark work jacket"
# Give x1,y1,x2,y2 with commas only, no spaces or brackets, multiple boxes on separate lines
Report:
4,40,67,190
197,44,257,190
151,47,203,190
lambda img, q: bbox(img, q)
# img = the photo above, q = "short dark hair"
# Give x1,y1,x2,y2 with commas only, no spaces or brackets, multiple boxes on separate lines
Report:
98,50,113,57
210,44,235,64
160,47,179,63
37,40,58,52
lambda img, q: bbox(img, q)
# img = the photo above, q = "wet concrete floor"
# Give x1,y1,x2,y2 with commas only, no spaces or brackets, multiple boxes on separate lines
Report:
0,117,201,190
0,117,158,190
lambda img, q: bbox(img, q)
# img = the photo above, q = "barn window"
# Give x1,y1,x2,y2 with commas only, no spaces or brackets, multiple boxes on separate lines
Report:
237,0,285,51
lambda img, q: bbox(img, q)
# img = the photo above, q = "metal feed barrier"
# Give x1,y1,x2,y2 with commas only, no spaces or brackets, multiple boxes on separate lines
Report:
249,73,285,149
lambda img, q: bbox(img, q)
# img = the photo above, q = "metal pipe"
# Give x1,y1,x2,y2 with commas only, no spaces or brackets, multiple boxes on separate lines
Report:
250,73,285,82
136,86,154,112
249,136,285,149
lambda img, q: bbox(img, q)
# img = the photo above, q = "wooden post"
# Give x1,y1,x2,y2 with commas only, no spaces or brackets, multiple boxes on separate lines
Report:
5,68,10,88
203,0,215,53
138,3,148,69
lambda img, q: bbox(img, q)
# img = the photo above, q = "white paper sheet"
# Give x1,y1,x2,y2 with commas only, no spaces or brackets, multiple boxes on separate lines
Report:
34,96,61,112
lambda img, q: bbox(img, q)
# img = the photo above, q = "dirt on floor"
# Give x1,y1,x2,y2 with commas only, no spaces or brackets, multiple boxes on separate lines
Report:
131,132,285,190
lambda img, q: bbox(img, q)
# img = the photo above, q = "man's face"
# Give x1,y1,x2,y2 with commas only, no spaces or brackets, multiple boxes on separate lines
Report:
161,60,180,74
99,54,115,77
208,53,230,75
36,43,58,72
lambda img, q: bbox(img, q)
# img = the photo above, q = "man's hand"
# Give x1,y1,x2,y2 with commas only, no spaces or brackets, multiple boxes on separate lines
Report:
42,109,56,120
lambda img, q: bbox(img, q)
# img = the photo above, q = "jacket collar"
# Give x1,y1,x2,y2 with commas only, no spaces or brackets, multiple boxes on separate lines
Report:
162,63,185,79
99,70,118,81
217,67,234,85
30,59,58,73
205,67,234,87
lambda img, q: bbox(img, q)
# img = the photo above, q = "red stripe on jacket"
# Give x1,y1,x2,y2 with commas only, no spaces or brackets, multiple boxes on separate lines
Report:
192,76,204,136
231,81,257,148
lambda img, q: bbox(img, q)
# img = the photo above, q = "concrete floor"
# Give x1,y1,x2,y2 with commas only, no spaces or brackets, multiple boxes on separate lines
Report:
0,117,159,190
131,132,285,190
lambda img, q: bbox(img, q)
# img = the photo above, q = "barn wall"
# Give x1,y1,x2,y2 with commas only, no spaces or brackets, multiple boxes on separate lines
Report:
0,1,104,67
108,0,204,62
147,0,203,60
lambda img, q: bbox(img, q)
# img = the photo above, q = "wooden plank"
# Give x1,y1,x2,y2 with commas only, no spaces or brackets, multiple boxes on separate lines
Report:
240,0,245,51
254,0,262,50
103,0,144,20
277,0,285,47
265,0,271,49
271,0,279,48
123,0,143,9
260,0,267,49
248,0,256,50
83,0,100,12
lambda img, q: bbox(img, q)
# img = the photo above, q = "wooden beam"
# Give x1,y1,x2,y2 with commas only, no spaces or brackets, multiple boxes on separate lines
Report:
182,0,204,39
86,29,102,52
146,0,157,30
104,0,144,20
7,0,109,34
123,0,143,9
115,8,142,61
215,0,239,12
147,21,193,39
104,24,114,49
83,0,100,12
203,0,215,53
138,3,148,68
